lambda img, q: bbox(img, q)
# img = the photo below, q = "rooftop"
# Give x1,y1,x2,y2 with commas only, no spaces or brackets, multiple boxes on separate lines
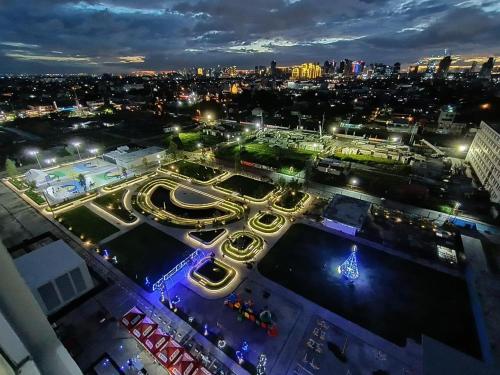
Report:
104,146,164,163
14,239,84,288
323,195,371,228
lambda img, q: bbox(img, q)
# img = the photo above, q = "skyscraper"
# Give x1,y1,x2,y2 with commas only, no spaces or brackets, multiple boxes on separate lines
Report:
436,56,452,78
270,60,277,77
479,57,494,79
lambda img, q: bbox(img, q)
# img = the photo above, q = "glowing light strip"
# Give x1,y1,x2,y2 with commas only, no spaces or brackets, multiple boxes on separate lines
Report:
220,231,264,262
248,212,286,234
271,191,310,213
189,257,237,290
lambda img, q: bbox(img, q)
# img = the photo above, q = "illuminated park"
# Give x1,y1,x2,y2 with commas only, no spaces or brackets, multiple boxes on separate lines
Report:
1,153,488,374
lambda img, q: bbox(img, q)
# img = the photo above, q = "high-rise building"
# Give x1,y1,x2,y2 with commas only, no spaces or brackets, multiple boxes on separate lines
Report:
291,63,322,80
196,67,204,76
479,57,494,79
337,60,345,74
436,56,452,77
466,121,500,203
352,60,365,76
0,240,83,375
393,62,401,74
343,59,353,76
270,60,277,77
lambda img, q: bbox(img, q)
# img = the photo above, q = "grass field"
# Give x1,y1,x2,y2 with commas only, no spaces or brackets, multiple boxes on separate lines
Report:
176,132,224,151
274,190,306,209
215,174,275,199
93,190,136,223
103,223,194,289
167,160,223,182
58,205,119,243
215,142,316,171
258,224,480,357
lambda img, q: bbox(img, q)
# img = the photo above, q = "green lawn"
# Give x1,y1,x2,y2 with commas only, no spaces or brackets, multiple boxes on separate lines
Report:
9,177,28,190
215,142,316,171
25,189,46,205
275,190,306,209
167,160,223,181
57,206,119,243
176,132,224,151
216,174,275,199
93,190,136,223
103,223,194,290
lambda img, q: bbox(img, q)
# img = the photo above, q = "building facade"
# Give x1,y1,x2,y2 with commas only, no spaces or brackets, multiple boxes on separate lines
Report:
466,121,500,203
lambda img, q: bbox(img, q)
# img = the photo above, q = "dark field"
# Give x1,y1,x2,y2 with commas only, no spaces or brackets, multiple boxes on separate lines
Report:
258,223,480,358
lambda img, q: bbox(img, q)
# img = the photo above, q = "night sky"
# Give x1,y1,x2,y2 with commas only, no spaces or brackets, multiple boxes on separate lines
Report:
0,0,499,73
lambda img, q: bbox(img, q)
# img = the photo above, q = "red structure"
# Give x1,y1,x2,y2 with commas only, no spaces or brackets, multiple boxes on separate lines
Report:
144,328,170,354
121,306,145,330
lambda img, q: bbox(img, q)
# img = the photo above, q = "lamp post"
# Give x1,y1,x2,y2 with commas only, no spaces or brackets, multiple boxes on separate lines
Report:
28,150,42,169
88,148,99,158
72,142,82,160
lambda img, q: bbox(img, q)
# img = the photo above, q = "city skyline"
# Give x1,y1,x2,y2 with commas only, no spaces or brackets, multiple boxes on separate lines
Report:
0,0,499,73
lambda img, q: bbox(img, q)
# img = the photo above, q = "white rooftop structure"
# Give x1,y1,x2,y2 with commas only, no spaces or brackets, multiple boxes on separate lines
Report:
103,146,165,169
323,195,371,236
15,240,93,315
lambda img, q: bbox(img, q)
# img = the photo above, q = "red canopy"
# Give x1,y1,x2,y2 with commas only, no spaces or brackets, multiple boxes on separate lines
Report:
121,306,145,330
192,365,213,375
156,339,183,367
168,352,196,375
144,328,170,354
131,316,158,340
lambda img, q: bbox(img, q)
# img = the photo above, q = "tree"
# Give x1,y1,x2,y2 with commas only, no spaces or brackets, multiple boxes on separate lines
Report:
77,173,86,189
168,140,178,159
234,150,241,172
5,158,18,178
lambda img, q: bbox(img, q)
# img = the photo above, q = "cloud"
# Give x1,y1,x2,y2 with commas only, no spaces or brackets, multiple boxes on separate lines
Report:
1,41,40,48
0,0,498,73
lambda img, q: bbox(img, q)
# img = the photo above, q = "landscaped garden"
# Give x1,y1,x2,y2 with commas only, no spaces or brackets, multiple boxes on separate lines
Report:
103,223,195,290
169,131,224,151
221,231,264,261
188,228,226,245
215,141,317,173
24,189,46,205
248,211,286,234
273,190,309,212
151,186,225,219
57,205,119,243
133,178,245,227
190,257,236,290
215,174,276,201
162,160,225,183
93,189,136,223
258,223,481,358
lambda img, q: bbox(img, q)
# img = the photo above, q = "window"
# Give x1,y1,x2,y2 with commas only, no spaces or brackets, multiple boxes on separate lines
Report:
38,282,61,311
55,273,76,302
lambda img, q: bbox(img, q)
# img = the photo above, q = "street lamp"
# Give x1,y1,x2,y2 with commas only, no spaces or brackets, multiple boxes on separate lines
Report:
458,144,468,153
206,113,213,121
174,126,180,132
28,150,42,169
44,158,56,166
331,126,337,133
197,142,202,149
72,142,82,160
349,178,358,188
89,148,99,157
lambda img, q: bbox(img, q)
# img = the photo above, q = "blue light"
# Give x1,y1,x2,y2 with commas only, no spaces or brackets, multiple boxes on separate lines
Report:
338,245,360,280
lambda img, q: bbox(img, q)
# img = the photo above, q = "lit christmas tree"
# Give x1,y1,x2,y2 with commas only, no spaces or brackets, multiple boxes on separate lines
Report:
337,245,359,280
256,354,267,375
